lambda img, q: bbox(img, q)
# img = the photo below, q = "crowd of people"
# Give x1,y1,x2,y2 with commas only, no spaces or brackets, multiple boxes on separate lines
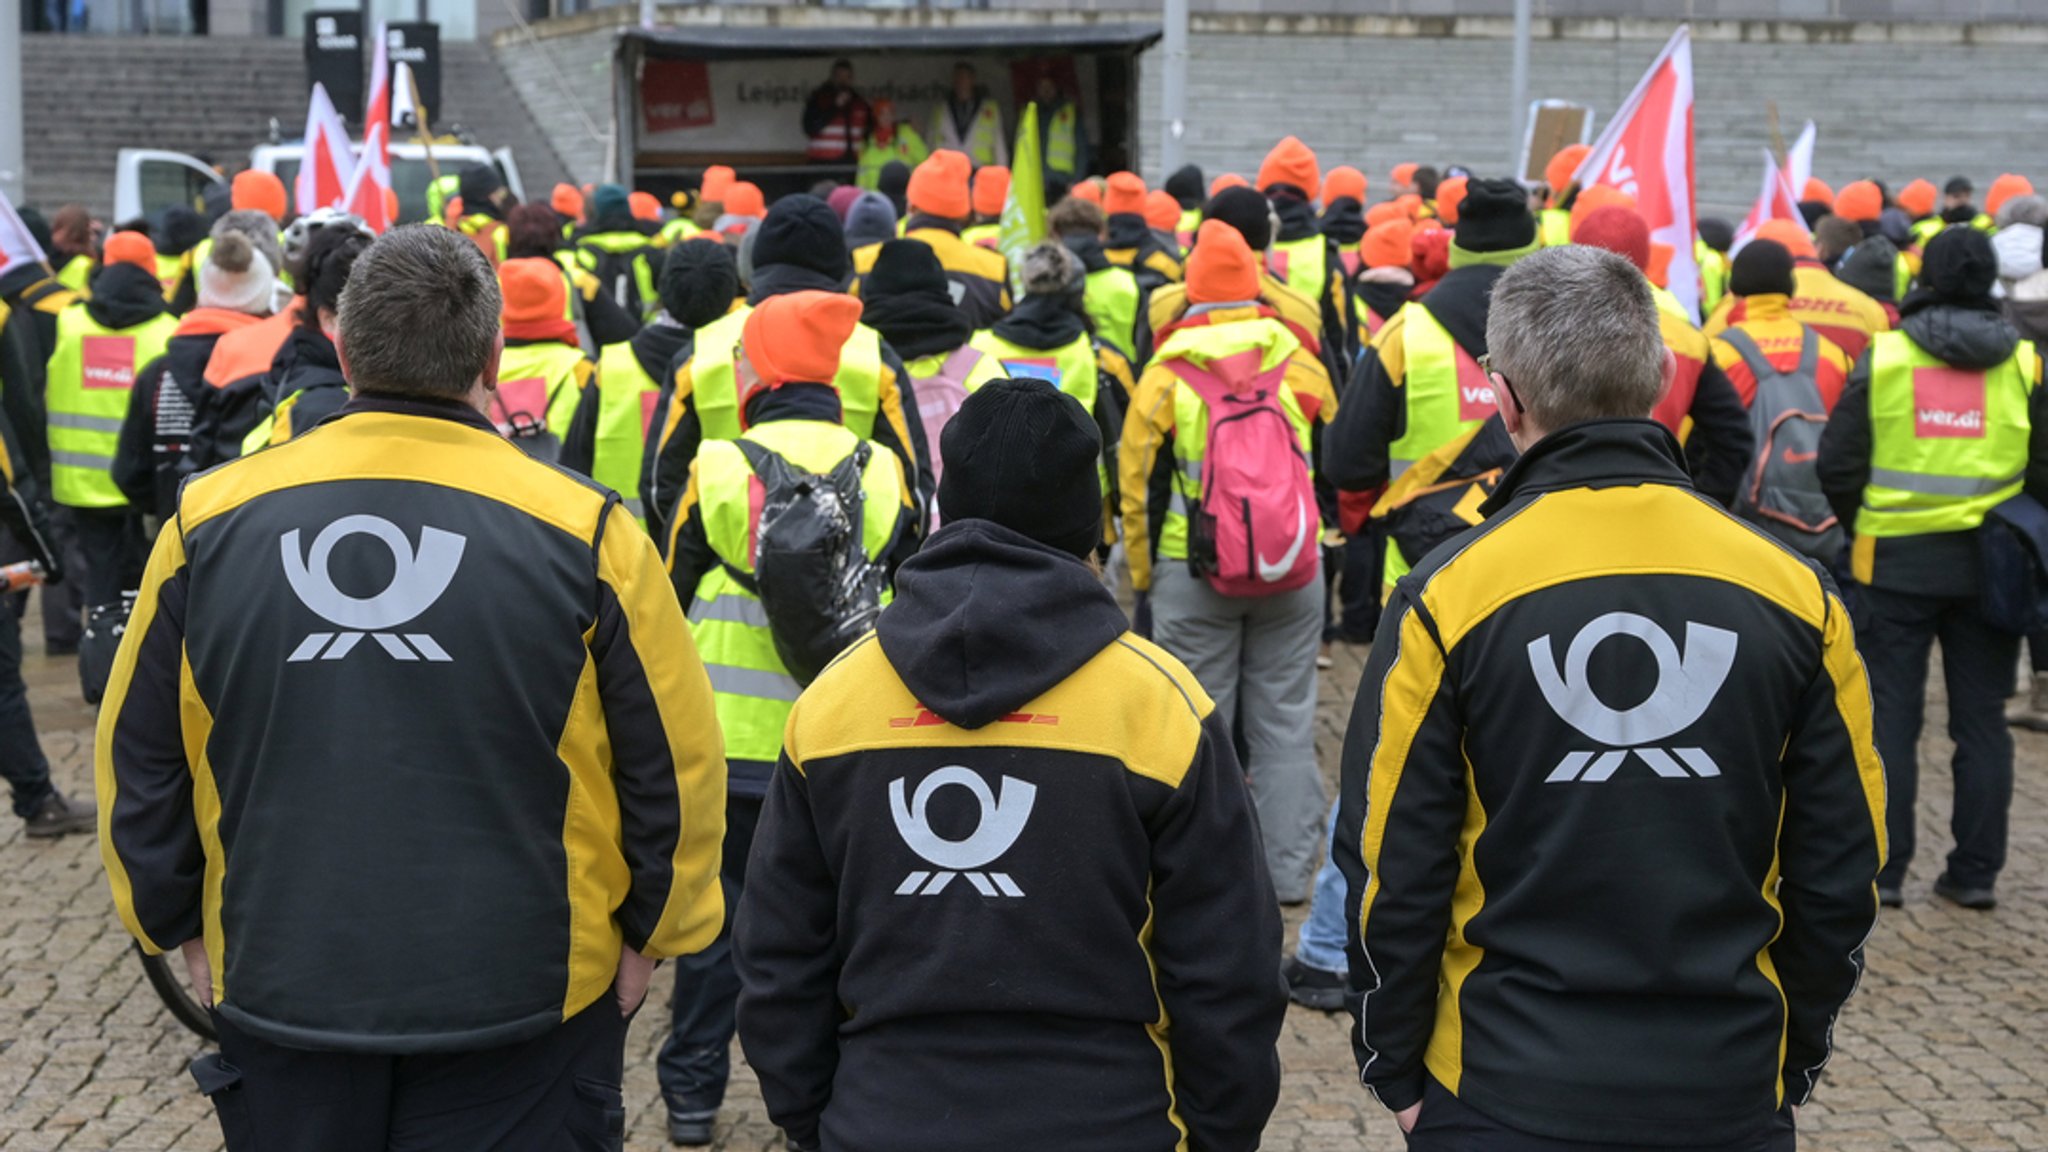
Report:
0,128,2039,1151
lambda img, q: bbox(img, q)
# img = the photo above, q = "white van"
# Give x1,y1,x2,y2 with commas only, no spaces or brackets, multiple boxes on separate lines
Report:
115,142,525,226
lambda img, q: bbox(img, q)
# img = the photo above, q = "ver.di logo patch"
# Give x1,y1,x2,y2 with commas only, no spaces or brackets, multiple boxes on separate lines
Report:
281,515,466,663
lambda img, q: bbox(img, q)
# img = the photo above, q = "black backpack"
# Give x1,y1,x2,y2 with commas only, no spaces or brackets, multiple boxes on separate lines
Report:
727,439,885,686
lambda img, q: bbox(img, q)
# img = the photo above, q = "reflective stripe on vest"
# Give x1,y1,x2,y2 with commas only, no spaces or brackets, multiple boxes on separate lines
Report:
1388,303,1491,477
690,421,902,763
1046,103,1078,175
47,305,177,508
1083,265,1141,361
692,307,888,441
1150,318,1312,561
1856,331,2036,539
593,342,664,522
494,342,587,437
1266,235,1327,302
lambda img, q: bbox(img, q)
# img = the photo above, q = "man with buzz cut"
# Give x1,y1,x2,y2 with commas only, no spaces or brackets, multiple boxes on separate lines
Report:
96,225,727,1150
1338,245,1886,1151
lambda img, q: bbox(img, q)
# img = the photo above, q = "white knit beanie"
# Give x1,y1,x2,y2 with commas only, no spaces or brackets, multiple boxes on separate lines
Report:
199,231,277,316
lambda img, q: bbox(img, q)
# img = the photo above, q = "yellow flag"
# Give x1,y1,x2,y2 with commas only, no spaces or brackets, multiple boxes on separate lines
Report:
999,102,1047,297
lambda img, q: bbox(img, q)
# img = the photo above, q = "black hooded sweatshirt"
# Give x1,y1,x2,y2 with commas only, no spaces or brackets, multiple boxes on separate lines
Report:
733,519,1285,1152
1818,298,2048,597
1105,213,1183,295
114,309,262,520
257,326,350,445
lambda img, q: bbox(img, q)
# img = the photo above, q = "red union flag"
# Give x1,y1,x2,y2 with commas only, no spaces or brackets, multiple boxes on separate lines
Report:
342,24,394,232
1735,147,1808,250
1574,26,1697,319
297,82,356,216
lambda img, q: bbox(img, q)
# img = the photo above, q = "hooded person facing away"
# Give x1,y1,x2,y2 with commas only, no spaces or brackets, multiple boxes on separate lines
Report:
735,378,1285,1152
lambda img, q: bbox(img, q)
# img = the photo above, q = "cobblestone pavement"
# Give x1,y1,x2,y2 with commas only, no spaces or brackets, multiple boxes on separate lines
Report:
3,601,2045,1151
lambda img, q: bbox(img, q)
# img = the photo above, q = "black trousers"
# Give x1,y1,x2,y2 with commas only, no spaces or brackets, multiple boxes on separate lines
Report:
57,505,144,608
656,793,762,1114
199,997,628,1152
1858,585,2018,890
1404,1079,1795,1151
0,592,52,817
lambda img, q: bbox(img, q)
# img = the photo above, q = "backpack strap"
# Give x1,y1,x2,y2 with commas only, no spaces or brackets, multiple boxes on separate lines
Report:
939,345,982,382
1717,327,1782,386
724,438,796,593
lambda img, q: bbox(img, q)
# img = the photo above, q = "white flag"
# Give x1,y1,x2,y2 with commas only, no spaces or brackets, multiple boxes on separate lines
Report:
296,82,357,216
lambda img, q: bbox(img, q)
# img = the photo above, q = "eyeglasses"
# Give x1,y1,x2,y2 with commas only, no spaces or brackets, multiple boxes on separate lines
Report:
1477,353,1525,416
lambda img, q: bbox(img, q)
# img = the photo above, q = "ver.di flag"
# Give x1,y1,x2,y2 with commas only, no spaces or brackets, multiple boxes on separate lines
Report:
1574,25,1698,318
999,102,1047,298
1734,147,1807,250
1785,120,1817,201
342,23,394,232
297,81,356,217
0,191,50,283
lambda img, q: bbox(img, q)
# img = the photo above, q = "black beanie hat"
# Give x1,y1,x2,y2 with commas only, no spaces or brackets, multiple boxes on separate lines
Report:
1203,186,1273,251
660,240,740,329
1452,178,1537,253
1165,164,1206,210
1729,239,1797,298
751,194,852,282
1696,217,1735,254
939,379,1103,559
864,238,951,303
459,163,504,206
878,161,913,218
1921,226,1999,305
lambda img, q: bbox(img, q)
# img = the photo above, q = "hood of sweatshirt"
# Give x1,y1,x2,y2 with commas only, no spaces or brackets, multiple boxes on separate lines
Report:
1900,301,2019,371
264,325,347,407
1272,197,1320,244
1320,198,1367,246
163,309,259,403
875,520,1130,729
86,263,170,330
630,319,692,384
992,292,1086,349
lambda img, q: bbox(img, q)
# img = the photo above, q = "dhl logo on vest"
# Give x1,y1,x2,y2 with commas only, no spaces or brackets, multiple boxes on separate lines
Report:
81,336,138,390
1913,366,1987,439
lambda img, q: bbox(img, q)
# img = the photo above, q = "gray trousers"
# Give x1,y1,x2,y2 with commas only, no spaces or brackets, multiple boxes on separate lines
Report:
1150,561,1326,901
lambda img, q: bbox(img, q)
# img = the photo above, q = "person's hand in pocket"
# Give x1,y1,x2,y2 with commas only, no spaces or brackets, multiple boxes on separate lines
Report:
616,948,657,1017
179,938,213,1005
1397,1102,1422,1133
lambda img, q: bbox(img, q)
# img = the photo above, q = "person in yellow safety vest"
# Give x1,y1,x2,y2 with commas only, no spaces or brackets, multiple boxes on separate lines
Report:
1100,172,1182,291
47,206,99,295
1319,166,1369,277
1816,226,2048,911
960,165,1008,250
1831,180,1915,307
43,230,176,610
491,258,594,462
852,151,1010,329
969,242,1132,516
1326,177,1539,501
1258,138,1355,373
455,163,512,265
1537,142,1591,248
574,185,660,322
1696,218,1734,316
1350,209,1415,349
929,63,1008,169
644,194,932,547
658,289,916,1144
1030,73,1088,184
1049,197,1145,366
561,238,741,528
238,225,372,454
1118,219,1337,901
1142,186,1333,378
1932,175,1997,236
425,173,462,229
550,183,587,233
1164,165,1206,252
857,98,929,192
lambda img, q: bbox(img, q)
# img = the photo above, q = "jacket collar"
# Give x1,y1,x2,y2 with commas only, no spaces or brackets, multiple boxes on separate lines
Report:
337,391,500,435
1479,419,1692,517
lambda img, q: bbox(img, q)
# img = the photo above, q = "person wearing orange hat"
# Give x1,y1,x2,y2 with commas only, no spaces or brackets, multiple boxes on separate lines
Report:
660,289,915,1147
1898,178,1938,226
1320,166,1370,276
1707,218,1891,363
929,62,1009,169
491,258,595,461
231,169,289,225
628,190,664,229
1259,138,1355,371
1434,176,1470,227
1802,177,1836,213
856,97,928,192
1390,163,1420,198
1538,143,1591,247
1351,209,1414,344
1100,171,1184,290
1143,189,1182,238
1829,180,1915,303
550,182,586,230
853,150,1009,328
1143,186,1333,381
1208,173,1248,197
961,165,1009,250
1571,205,1754,508
44,227,177,618
1120,216,1337,905
1986,173,2035,223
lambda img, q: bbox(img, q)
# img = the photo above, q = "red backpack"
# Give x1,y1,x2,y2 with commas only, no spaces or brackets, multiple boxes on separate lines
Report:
1166,351,1319,597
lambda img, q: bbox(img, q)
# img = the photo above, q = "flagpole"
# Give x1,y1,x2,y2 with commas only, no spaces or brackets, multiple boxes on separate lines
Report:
1509,0,1531,178
1160,0,1189,177
0,0,23,206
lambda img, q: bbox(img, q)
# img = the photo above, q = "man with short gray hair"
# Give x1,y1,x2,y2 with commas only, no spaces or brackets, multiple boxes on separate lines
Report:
98,224,728,1151
1335,245,1885,1150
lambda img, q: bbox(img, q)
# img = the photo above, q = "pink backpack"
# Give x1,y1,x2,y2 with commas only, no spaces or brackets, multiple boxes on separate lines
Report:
1166,352,1319,597
913,346,984,530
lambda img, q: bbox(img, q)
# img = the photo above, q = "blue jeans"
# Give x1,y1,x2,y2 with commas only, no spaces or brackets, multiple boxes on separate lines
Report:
1294,799,1348,975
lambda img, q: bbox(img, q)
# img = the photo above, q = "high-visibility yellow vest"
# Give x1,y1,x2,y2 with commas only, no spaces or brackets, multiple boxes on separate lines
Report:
459,215,509,264
494,341,588,439
1150,317,1313,560
690,419,902,763
690,306,887,441
658,217,702,246
1893,252,1913,303
1082,265,1141,362
56,255,92,294
1855,331,2036,546
1266,235,1328,302
1650,284,1689,322
576,232,659,319
857,125,930,191
153,253,188,301
1046,103,1079,177
1539,208,1573,248
1696,239,1729,314
959,223,1000,249
1389,304,1491,477
931,100,1005,169
46,305,177,508
1175,208,1201,252
593,341,664,524
969,329,1099,415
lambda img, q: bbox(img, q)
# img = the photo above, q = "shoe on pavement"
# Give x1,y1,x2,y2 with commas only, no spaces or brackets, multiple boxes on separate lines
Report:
1284,956,1346,1012
669,1111,716,1146
1932,874,1996,910
1877,885,1903,909
2007,671,2048,731
24,790,95,839
1316,646,1335,670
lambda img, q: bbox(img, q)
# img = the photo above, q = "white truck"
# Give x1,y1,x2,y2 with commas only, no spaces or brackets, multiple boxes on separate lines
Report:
114,142,526,225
